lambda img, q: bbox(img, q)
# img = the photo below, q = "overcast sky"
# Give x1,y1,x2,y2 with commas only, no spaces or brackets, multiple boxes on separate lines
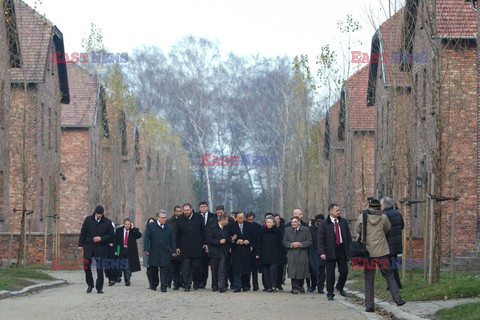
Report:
26,0,402,71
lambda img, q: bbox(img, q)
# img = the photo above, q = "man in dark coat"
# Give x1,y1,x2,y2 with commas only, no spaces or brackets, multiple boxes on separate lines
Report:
78,205,114,294
228,211,254,292
285,209,308,227
166,205,183,290
283,216,312,294
197,201,215,288
274,214,287,290
207,213,230,292
175,203,207,291
318,203,352,300
114,217,142,286
309,214,326,293
381,197,405,289
246,212,262,291
144,210,176,292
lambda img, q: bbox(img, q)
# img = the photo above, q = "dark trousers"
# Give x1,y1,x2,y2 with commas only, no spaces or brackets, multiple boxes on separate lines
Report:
150,265,170,290
170,259,183,288
318,265,326,291
291,278,305,291
181,257,202,288
276,264,285,287
146,267,153,289
233,274,249,290
202,252,209,287
119,250,132,281
326,243,348,297
364,256,403,309
210,255,227,290
248,253,259,289
262,264,278,290
390,255,403,288
84,257,104,291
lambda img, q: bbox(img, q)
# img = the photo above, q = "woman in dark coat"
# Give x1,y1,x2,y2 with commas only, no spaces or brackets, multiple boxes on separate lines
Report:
256,217,282,292
274,214,287,290
143,217,155,289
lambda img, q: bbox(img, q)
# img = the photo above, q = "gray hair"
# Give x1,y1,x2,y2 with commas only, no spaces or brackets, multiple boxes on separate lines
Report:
157,210,167,217
380,197,394,210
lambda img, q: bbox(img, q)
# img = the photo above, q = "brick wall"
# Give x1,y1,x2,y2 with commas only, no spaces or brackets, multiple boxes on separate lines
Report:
0,8,10,228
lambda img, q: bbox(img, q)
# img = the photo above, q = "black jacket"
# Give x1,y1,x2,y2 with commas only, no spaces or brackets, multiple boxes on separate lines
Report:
167,215,181,261
383,208,404,255
257,226,283,265
79,213,114,259
317,215,352,260
206,223,229,259
176,212,206,258
228,221,254,275
114,226,142,272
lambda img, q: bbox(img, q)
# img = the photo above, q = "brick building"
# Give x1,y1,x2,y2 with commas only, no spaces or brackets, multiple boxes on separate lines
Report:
59,63,103,235
366,0,478,267
341,65,375,225
326,100,346,211
0,0,69,263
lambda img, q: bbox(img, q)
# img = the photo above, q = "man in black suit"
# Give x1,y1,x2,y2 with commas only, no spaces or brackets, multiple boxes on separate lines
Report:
197,201,215,288
166,205,183,290
78,205,114,294
228,211,254,292
246,212,262,291
286,209,307,227
318,203,352,300
144,210,176,292
207,213,230,292
176,203,207,291
114,217,142,286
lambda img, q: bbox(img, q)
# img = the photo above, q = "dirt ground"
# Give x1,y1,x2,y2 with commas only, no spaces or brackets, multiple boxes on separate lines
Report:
0,269,385,320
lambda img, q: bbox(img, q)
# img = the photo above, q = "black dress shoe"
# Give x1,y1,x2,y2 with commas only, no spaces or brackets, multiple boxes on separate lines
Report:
291,289,298,294
108,281,115,286
150,287,157,291
233,289,241,293
86,286,93,293
338,289,347,297
97,290,104,294
366,307,375,312
184,287,191,292
125,280,131,286
212,288,218,292
253,286,259,291
173,286,180,290
161,287,167,292
318,290,324,294
277,285,283,291
397,300,406,306
327,295,334,300
266,288,273,292
219,288,226,293
242,287,250,292
299,287,306,293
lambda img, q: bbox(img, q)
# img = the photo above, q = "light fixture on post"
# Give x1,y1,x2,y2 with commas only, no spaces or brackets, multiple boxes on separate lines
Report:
415,177,423,188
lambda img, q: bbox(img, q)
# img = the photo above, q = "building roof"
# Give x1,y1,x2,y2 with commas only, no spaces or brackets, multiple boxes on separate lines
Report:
9,0,69,102
61,64,99,127
437,0,476,38
345,65,374,131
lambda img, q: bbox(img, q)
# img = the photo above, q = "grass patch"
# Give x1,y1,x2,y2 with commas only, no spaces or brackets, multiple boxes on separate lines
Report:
435,302,480,320
347,268,480,301
0,266,55,291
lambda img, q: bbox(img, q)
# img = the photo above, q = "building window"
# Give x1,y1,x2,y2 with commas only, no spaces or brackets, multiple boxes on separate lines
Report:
119,110,127,156
100,87,109,138
324,113,330,160
48,107,52,149
3,0,21,68
0,81,4,129
338,90,346,141
422,68,427,120
41,103,45,146
134,129,140,165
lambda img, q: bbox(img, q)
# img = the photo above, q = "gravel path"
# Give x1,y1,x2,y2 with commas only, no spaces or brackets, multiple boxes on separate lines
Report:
0,269,385,320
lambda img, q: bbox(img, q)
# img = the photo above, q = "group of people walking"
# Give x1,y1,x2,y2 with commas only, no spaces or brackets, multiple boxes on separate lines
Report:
78,197,407,313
